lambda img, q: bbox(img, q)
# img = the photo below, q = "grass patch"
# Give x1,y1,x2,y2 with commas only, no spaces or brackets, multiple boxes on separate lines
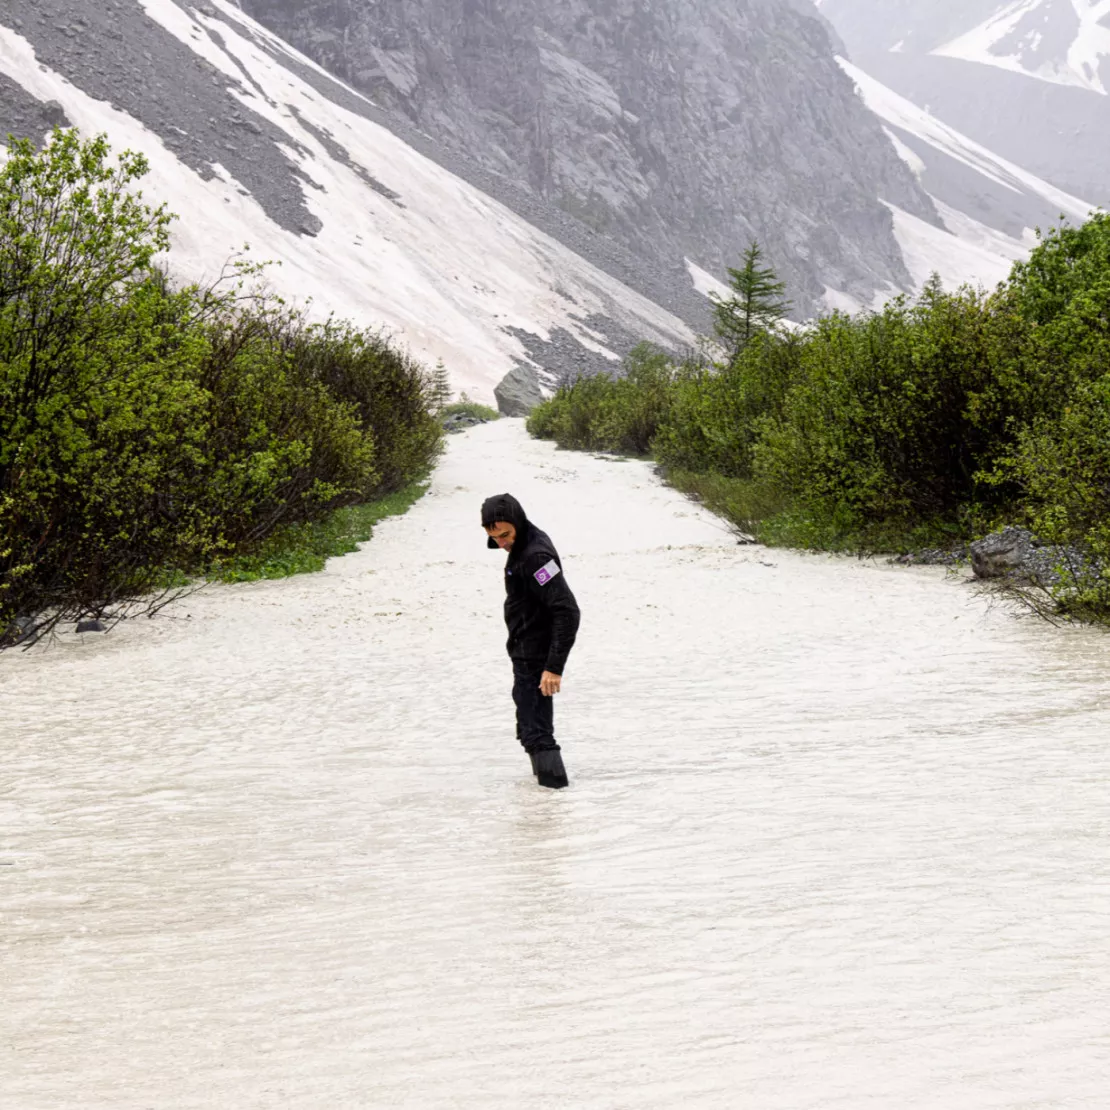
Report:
664,468,973,555
663,469,787,542
443,400,500,422
210,480,429,583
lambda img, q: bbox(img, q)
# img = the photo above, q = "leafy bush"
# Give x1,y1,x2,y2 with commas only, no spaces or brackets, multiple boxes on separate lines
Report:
0,130,443,643
442,395,500,422
654,331,803,478
751,281,1021,549
527,343,678,455
285,318,447,494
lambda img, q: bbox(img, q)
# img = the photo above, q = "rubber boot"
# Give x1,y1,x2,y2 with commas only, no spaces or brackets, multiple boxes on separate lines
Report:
534,748,569,789
528,751,539,777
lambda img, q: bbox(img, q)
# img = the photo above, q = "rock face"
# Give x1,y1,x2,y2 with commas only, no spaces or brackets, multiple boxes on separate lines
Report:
240,0,940,315
495,365,544,417
0,0,700,393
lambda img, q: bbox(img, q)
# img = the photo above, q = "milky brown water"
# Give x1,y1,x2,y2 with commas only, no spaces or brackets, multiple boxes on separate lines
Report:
3,420,1110,1108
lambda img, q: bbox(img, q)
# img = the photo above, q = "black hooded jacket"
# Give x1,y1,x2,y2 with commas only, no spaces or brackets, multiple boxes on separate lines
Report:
482,493,580,675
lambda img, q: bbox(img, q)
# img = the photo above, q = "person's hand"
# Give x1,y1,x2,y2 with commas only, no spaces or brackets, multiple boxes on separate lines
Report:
539,671,562,697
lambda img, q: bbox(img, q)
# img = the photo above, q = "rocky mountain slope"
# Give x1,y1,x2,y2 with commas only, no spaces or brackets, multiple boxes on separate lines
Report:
838,58,1093,297
238,0,940,316
0,0,707,402
820,0,1110,206
2,0,1081,402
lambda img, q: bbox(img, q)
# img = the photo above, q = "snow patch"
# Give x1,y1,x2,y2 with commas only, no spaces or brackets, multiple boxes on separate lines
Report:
685,258,732,302
934,0,1110,95
883,127,927,178
885,202,1015,291
841,56,1092,219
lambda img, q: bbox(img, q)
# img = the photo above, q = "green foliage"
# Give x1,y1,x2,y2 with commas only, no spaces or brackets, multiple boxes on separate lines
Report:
1006,377,1110,615
0,130,443,644
443,396,500,422
285,318,446,494
654,330,803,478
527,343,679,456
527,217,1110,620
210,481,428,582
662,469,790,542
711,241,792,362
753,281,1007,543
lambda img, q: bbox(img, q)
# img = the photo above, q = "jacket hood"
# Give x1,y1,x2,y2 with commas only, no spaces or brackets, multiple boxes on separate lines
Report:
482,493,530,550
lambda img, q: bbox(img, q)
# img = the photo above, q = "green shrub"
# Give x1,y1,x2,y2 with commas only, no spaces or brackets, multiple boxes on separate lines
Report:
0,130,444,643
753,282,1005,543
527,343,677,455
442,398,500,422
662,468,790,541
654,331,803,478
189,307,379,549
1008,375,1110,613
0,132,205,632
531,217,1110,618
282,317,446,494
211,480,428,582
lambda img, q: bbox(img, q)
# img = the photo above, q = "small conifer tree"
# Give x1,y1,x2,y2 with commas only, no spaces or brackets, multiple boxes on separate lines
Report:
711,241,792,361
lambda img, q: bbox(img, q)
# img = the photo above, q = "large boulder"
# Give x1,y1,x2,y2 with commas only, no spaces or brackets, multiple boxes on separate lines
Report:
495,364,543,417
970,527,1034,579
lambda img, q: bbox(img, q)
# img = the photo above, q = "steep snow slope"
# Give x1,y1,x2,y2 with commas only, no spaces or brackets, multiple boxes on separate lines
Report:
838,59,1095,295
820,0,1110,208
0,0,695,401
934,0,1110,94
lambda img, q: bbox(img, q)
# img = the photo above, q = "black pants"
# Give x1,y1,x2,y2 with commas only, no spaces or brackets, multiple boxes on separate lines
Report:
512,661,559,753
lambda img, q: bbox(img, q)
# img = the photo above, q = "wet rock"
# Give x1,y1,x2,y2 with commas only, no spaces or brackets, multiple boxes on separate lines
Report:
40,99,69,127
442,412,489,434
76,619,107,633
970,527,1035,580
892,546,970,568
494,364,543,417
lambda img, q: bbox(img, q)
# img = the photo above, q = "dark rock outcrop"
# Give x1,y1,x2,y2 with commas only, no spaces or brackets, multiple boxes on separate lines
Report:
442,411,492,433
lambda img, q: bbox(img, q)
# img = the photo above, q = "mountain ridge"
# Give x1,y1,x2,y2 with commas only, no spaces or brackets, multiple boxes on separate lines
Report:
821,0,1110,209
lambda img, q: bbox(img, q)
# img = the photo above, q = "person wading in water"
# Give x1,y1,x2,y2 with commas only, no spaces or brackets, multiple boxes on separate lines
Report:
482,493,581,789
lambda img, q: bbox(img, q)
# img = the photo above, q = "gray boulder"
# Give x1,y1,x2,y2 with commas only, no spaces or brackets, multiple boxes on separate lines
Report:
442,411,489,434
495,364,544,417
970,527,1035,579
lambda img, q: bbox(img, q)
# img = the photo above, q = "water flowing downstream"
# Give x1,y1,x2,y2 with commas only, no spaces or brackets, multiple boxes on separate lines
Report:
3,420,1110,1108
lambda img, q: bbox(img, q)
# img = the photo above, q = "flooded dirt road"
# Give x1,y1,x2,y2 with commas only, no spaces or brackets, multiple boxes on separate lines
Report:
3,420,1109,1108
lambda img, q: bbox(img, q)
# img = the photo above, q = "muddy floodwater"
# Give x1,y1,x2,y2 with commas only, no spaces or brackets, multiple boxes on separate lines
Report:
3,420,1110,1108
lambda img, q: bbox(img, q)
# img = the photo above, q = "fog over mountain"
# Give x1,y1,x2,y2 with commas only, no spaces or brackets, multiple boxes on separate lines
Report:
821,0,1110,207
